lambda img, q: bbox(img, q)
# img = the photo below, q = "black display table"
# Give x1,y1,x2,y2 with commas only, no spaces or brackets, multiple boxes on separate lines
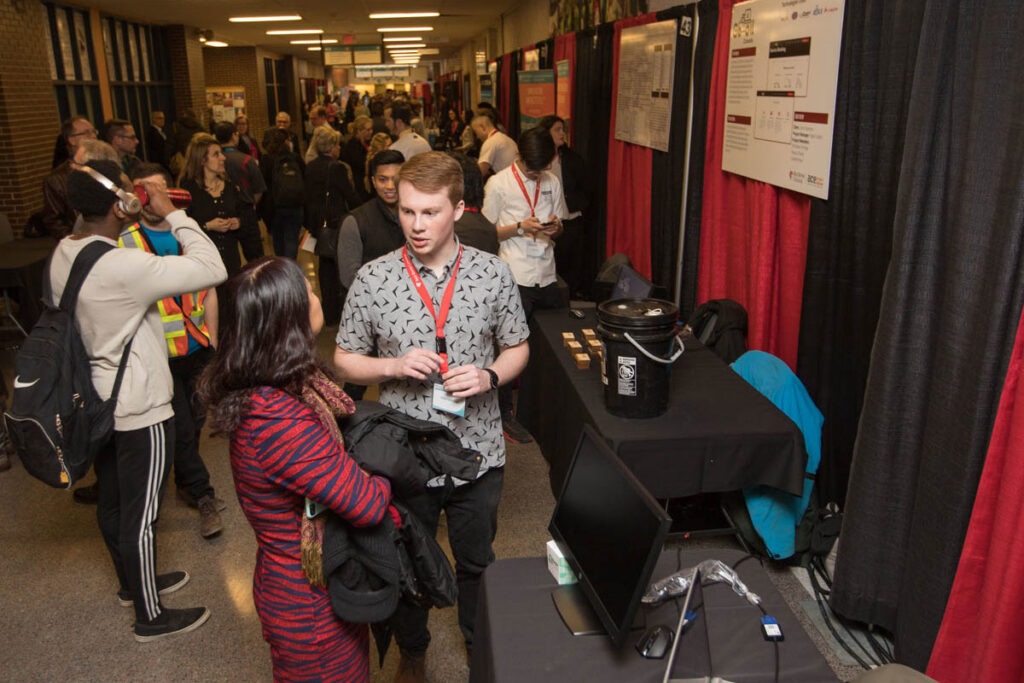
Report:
517,309,807,499
469,549,837,683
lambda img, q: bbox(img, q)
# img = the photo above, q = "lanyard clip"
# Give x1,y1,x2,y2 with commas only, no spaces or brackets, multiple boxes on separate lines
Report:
435,337,447,355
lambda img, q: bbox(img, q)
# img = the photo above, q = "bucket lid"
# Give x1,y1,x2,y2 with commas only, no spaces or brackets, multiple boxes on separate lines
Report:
597,298,679,328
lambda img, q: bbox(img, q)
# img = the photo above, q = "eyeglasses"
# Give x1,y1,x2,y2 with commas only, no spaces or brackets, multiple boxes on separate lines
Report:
69,128,98,138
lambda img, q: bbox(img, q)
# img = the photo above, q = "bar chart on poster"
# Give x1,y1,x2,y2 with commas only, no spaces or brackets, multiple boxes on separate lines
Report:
614,19,677,153
722,0,845,199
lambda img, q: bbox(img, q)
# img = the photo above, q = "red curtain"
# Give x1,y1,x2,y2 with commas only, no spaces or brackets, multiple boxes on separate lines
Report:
605,13,657,279
499,56,512,129
553,33,576,144
926,307,1024,681
697,0,811,368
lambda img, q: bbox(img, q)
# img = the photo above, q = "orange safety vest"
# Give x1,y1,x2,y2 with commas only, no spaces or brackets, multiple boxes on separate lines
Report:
117,223,211,358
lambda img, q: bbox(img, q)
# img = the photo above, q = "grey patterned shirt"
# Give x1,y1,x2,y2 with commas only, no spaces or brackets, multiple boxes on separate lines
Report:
336,240,529,487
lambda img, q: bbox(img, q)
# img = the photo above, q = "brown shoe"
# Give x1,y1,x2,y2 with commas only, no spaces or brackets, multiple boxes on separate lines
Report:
394,653,426,683
197,495,224,538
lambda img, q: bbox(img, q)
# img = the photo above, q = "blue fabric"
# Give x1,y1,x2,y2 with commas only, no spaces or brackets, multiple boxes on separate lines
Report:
730,351,824,559
140,223,201,356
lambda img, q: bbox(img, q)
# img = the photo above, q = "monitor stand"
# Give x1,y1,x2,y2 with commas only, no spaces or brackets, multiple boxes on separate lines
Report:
551,585,643,637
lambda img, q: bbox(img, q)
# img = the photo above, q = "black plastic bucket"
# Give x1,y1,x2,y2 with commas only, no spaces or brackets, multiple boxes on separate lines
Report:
597,298,683,418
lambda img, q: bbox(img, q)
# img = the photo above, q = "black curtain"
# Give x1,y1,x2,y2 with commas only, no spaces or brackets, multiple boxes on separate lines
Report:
507,50,523,140
675,0,717,315
573,25,615,293
795,2,925,509
538,38,555,70
831,0,1024,669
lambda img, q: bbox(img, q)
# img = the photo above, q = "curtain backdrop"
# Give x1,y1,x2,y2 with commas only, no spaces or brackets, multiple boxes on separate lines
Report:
794,1,925,507
927,307,1024,681
498,55,511,129
830,0,1024,669
507,50,522,139
696,0,811,368
553,33,576,144
677,0,718,315
649,4,697,299
605,13,657,278
573,25,615,294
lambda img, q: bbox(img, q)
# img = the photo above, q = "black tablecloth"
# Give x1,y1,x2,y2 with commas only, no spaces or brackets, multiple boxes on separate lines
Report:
469,549,837,683
0,238,55,331
518,309,807,499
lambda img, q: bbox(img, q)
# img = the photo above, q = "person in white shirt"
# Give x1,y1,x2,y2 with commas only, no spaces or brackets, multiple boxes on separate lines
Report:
482,126,568,443
386,102,432,160
472,114,518,178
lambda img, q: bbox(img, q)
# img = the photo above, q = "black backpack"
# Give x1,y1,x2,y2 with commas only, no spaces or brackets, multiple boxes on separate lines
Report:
5,241,133,488
272,154,305,207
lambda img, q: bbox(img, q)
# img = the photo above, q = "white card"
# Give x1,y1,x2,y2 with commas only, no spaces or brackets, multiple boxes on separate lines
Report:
432,383,466,417
299,230,317,253
525,238,546,258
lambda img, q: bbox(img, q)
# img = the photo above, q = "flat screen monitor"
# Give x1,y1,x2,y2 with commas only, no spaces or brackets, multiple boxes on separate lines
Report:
548,424,672,647
611,264,655,300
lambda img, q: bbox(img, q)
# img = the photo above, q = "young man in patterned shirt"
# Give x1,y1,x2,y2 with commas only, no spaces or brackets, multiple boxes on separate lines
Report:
334,152,529,682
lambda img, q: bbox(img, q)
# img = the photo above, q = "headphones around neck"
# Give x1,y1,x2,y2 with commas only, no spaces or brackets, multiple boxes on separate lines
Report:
79,165,142,215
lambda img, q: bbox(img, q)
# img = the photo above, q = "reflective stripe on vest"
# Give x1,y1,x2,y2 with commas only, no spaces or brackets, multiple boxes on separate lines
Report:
118,225,211,358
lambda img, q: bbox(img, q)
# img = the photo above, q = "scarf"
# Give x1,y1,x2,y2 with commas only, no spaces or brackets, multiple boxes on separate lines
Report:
298,370,355,587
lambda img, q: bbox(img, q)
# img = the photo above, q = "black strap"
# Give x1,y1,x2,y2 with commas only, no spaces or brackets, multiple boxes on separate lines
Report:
58,241,116,315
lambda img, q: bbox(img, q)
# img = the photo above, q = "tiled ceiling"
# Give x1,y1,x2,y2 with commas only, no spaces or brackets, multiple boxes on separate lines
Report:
87,0,515,60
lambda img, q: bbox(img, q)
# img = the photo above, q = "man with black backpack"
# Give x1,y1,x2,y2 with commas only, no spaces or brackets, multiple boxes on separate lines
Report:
48,160,226,641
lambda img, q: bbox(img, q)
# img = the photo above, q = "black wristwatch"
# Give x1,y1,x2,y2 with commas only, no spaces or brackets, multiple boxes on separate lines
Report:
484,368,499,390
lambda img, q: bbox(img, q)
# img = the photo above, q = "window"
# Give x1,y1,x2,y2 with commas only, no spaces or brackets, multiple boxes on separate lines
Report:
265,57,289,124
43,3,103,127
102,16,174,162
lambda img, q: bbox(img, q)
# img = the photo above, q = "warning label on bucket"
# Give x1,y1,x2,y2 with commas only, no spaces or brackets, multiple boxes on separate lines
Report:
617,357,637,396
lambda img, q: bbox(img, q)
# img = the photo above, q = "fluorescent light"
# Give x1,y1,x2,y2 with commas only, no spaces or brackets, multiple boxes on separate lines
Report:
205,41,229,47
229,15,301,22
377,26,433,32
290,39,337,44
308,47,321,51
266,29,324,35
369,12,439,19
383,36,422,42
389,51,421,55
388,43,425,48
198,35,206,43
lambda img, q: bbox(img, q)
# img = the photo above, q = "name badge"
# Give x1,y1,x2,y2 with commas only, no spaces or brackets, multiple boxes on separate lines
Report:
432,383,466,417
525,238,546,258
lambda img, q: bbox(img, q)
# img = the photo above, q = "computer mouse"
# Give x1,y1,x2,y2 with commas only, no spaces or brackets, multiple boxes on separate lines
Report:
635,624,673,659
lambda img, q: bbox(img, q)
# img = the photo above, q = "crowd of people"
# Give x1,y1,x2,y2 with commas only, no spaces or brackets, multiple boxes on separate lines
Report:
10,90,592,682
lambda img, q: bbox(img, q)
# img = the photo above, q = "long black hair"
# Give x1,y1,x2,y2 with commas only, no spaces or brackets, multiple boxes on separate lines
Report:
198,257,325,436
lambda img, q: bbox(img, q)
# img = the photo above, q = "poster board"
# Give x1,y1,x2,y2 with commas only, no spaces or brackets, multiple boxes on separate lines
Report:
556,60,572,140
721,0,845,199
480,74,494,104
518,70,556,128
206,87,245,124
613,19,677,152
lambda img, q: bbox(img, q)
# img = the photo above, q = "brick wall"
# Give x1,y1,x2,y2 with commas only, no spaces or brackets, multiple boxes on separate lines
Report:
166,25,206,125
203,46,267,141
0,0,62,232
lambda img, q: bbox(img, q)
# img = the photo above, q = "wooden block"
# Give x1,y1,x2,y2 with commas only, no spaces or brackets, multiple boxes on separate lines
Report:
573,352,591,369
581,328,597,341
587,339,602,356
561,332,576,349
567,341,584,354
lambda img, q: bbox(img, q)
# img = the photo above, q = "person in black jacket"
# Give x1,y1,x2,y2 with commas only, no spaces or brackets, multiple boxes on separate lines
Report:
261,128,306,259
305,125,361,327
537,115,591,298
450,153,499,255
341,115,374,204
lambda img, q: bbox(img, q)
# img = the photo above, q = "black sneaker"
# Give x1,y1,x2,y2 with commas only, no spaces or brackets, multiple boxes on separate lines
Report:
118,571,190,607
133,606,210,643
72,482,99,505
502,414,533,444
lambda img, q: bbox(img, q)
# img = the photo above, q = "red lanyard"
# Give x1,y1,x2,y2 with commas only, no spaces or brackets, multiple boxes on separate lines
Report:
511,163,541,218
462,206,480,213
402,244,463,373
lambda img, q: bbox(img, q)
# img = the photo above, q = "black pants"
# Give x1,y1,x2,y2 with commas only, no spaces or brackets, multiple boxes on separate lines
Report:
208,231,241,278
499,283,569,416
554,216,588,297
95,418,174,623
318,256,342,326
393,468,505,654
169,348,215,501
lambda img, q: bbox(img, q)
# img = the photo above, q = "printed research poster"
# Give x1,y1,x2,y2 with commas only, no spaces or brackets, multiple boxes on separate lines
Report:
722,0,845,199
614,19,677,153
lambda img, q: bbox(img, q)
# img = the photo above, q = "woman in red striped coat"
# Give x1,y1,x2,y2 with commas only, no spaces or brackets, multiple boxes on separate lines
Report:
199,257,392,682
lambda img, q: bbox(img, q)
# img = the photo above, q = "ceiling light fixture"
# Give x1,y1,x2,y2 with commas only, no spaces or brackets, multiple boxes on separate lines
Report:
308,47,321,51
382,36,422,42
388,43,426,48
369,12,439,19
377,27,433,32
229,15,302,22
266,29,324,35
291,39,338,44
205,41,229,47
